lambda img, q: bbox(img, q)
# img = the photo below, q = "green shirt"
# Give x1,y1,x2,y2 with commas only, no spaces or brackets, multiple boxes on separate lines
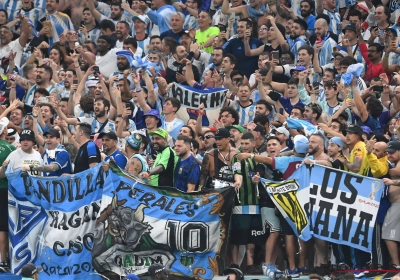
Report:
232,154,259,213
148,147,178,187
195,27,220,54
0,139,16,189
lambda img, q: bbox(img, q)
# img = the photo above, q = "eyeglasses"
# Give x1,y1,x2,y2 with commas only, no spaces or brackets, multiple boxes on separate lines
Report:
67,32,77,36
204,135,215,139
232,78,243,83
258,28,268,32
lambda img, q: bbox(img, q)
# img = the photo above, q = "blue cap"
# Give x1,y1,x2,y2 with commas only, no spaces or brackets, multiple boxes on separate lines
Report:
290,65,307,74
294,135,309,154
142,109,162,127
116,50,134,66
361,126,372,134
126,133,143,150
329,136,344,149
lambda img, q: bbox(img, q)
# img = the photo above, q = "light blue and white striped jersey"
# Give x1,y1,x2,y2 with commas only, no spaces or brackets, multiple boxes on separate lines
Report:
228,100,257,126
161,116,184,140
145,5,176,34
79,26,102,44
91,119,116,134
135,35,151,56
323,9,341,35
25,84,56,107
40,12,75,46
287,35,308,62
184,14,197,30
4,0,45,21
13,7,44,30
317,36,336,67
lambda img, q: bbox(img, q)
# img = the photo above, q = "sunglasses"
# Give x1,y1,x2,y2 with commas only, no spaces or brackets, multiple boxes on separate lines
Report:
204,135,215,139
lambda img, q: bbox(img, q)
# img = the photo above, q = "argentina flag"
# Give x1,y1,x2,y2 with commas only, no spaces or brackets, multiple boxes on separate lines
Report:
287,117,317,136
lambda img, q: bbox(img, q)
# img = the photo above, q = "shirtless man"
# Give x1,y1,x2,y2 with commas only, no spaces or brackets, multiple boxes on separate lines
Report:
199,128,239,190
58,0,88,28
382,141,400,269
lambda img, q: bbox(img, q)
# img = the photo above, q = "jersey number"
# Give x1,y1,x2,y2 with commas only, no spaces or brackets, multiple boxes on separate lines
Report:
166,220,209,253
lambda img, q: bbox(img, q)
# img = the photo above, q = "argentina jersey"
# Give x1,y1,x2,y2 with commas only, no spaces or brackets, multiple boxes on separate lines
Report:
5,0,46,21
91,119,115,134
80,27,102,44
236,102,256,126
319,38,336,67
323,9,341,35
13,8,44,29
287,36,308,62
25,84,56,107
136,36,151,56
184,15,197,31
41,12,74,46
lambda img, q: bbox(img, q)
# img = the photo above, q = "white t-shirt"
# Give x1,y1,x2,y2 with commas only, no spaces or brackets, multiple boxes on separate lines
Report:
6,148,43,176
0,39,24,69
95,48,121,77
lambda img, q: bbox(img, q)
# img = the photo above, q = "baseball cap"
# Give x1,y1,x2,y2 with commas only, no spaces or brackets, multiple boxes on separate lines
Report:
148,128,169,139
332,51,344,58
345,124,363,137
226,125,245,134
43,128,60,138
387,141,400,153
293,134,309,154
86,79,98,88
253,124,266,136
214,128,231,139
361,126,372,134
126,133,143,150
132,15,149,24
290,65,307,74
0,117,9,135
98,131,118,140
143,109,162,127
123,274,140,280
329,136,344,149
274,127,289,137
343,22,356,33
357,2,369,13
21,263,43,277
19,129,36,143
148,264,171,275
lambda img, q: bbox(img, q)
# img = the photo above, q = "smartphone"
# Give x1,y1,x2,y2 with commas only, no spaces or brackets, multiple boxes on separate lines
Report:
335,74,341,82
279,108,284,115
10,74,16,81
312,82,320,88
39,97,49,103
373,85,383,92
80,20,85,26
93,66,100,74
316,37,322,44
230,12,236,20
219,25,226,32
75,42,80,47
73,79,79,85
272,51,279,60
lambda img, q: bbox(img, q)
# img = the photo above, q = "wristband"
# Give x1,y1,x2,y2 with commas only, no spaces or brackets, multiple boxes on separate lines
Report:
283,121,287,126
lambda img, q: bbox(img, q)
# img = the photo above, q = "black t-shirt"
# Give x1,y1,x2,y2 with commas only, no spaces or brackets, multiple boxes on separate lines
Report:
74,141,101,174
257,163,283,208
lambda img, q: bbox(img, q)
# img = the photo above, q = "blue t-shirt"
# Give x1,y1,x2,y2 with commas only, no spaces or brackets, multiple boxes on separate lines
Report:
223,37,263,78
105,149,127,169
306,15,316,35
279,97,305,115
43,147,72,176
272,155,311,180
173,154,200,192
